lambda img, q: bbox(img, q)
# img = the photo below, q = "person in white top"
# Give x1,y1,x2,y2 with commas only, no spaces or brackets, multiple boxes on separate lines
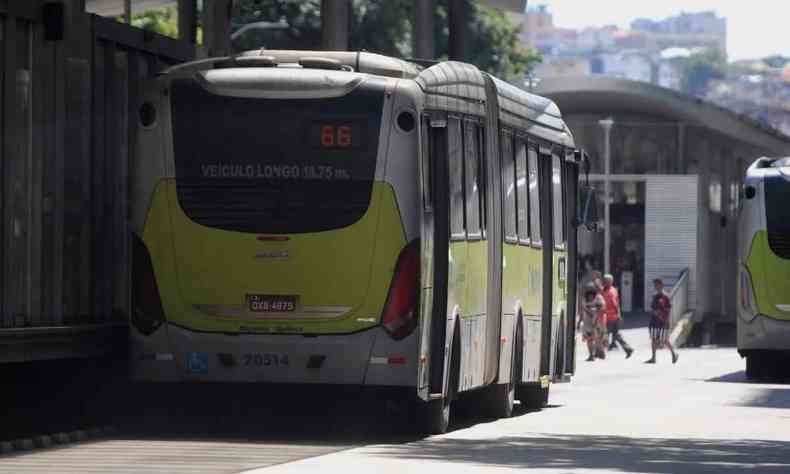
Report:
578,283,607,361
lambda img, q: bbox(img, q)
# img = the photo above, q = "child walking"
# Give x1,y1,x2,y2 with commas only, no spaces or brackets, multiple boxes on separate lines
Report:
646,278,679,364
579,283,607,361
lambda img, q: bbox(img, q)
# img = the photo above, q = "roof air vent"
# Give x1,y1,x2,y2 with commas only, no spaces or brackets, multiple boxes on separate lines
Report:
299,57,354,72
215,55,277,69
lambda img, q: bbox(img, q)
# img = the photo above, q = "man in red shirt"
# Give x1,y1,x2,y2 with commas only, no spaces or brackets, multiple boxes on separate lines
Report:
602,274,633,359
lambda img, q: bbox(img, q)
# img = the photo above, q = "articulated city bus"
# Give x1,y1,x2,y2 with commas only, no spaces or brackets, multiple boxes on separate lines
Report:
738,157,790,380
130,50,586,433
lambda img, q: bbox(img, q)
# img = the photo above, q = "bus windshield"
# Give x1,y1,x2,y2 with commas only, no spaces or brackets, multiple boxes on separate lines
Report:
765,175,790,258
766,176,790,234
170,78,385,234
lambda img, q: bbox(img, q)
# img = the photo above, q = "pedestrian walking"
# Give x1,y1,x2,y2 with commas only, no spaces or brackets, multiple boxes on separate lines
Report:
578,283,607,361
646,278,679,364
601,274,634,359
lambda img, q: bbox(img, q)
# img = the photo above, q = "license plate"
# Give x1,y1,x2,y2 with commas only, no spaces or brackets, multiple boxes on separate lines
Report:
247,294,298,313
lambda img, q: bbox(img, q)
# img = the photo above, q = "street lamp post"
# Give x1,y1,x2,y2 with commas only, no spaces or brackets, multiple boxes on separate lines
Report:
599,117,614,275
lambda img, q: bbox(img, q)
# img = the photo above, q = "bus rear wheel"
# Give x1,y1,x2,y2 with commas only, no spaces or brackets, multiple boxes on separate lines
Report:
517,383,549,409
484,325,521,418
423,395,451,434
746,353,772,381
423,331,460,435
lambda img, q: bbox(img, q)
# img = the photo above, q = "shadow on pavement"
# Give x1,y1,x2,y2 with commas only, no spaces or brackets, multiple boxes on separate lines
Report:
706,370,755,384
114,384,551,446
119,385,423,445
708,370,790,385
707,371,790,409
371,434,790,473
735,388,790,409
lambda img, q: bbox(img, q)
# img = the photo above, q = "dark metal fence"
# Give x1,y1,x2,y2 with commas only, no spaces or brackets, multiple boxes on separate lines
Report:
0,3,193,362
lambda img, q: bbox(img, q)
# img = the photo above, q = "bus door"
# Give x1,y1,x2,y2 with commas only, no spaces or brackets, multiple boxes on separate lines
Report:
421,113,450,399
538,148,555,380
563,153,580,376
550,151,570,380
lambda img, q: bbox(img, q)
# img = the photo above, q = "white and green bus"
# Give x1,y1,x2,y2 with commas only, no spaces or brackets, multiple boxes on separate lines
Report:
738,157,790,380
130,50,587,433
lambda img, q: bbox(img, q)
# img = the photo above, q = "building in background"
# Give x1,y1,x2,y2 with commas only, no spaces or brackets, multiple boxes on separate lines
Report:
536,76,790,334
523,6,727,93
705,59,790,137
631,11,726,53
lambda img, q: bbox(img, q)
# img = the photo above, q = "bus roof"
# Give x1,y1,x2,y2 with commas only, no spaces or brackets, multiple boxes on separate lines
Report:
416,61,574,148
747,157,790,180
162,50,574,147
162,50,422,79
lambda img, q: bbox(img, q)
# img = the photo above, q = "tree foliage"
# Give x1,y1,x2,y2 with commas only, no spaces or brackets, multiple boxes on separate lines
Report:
232,0,541,81
679,49,726,97
463,2,541,81
128,5,179,38
124,1,541,81
231,0,322,50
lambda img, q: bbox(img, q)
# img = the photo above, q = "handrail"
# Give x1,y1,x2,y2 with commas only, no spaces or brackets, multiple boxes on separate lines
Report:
667,268,690,330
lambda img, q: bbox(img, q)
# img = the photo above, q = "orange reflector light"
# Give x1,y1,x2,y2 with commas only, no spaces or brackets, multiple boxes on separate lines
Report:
419,355,428,364
257,235,290,242
501,336,507,343
388,356,407,365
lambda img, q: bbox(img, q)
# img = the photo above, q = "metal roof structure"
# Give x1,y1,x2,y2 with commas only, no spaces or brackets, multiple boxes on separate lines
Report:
535,76,790,154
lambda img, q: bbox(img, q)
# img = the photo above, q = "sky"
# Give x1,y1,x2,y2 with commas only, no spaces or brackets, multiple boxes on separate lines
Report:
529,0,790,61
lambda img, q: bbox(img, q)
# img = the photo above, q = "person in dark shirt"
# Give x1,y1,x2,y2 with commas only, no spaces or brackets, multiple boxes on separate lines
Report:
646,278,678,364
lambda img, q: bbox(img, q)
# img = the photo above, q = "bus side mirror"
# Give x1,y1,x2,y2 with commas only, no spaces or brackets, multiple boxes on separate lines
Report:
578,185,600,232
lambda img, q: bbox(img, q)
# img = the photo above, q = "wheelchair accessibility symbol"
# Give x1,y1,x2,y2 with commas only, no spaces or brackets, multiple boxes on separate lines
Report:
187,352,209,374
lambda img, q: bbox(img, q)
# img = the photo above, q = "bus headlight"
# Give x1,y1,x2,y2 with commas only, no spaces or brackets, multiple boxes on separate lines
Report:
131,233,166,335
739,264,759,321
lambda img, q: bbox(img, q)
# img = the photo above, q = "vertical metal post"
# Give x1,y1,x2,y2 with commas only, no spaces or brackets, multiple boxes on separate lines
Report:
123,0,131,24
448,0,469,60
413,0,435,59
202,0,232,57
599,117,614,275
677,122,686,174
321,0,350,51
178,0,198,45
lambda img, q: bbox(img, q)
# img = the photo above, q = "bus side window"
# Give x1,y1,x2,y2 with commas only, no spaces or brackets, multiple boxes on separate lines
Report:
421,119,432,211
552,153,565,248
528,147,542,245
448,117,466,240
515,138,529,245
478,125,487,239
464,120,482,240
502,131,517,243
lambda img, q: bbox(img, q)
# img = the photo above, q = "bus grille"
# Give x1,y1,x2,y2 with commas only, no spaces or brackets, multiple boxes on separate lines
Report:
768,232,790,260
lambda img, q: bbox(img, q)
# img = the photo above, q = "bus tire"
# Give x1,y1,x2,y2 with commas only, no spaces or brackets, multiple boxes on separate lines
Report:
424,396,450,435
746,354,769,381
424,326,460,435
517,383,549,409
483,323,521,418
557,314,566,377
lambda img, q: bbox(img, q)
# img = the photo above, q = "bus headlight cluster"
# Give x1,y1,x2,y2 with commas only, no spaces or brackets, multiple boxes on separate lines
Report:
739,265,759,320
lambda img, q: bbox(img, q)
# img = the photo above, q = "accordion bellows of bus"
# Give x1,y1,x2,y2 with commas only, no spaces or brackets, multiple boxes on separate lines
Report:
129,50,587,434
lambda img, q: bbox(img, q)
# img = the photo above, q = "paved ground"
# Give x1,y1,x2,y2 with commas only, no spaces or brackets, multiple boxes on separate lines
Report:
3,321,790,473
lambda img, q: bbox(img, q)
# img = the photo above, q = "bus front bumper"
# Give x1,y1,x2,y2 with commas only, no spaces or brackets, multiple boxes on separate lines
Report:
738,313,790,354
